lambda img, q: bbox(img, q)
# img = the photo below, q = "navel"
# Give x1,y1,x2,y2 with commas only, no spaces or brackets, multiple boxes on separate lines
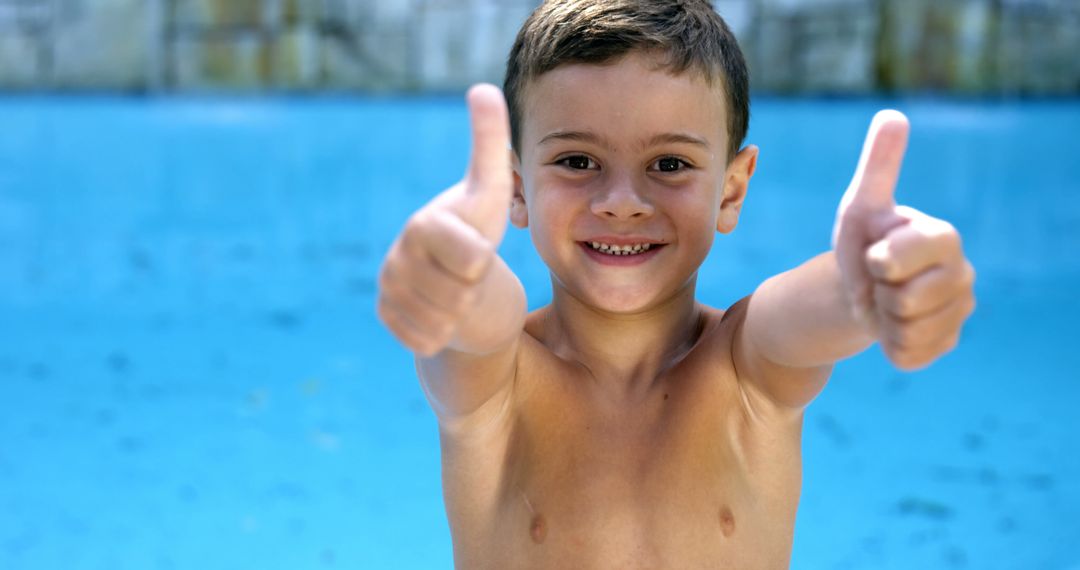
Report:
719,505,736,537
530,513,548,544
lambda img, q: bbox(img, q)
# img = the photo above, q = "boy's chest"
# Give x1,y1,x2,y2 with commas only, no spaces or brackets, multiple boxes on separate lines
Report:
482,366,798,569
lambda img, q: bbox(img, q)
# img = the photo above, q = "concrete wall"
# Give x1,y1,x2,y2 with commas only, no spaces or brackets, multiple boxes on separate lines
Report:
0,0,1077,94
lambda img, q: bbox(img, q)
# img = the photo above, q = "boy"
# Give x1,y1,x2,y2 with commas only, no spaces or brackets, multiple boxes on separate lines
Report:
377,1,975,567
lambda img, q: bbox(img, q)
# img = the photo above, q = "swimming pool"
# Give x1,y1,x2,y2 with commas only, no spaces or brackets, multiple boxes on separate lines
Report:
0,95,1077,569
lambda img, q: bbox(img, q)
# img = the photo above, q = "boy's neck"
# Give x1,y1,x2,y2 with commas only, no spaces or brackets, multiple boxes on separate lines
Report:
542,278,706,404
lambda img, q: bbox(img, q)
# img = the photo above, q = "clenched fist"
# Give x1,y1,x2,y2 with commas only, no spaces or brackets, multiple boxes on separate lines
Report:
377,84,514,357
833,111,976,371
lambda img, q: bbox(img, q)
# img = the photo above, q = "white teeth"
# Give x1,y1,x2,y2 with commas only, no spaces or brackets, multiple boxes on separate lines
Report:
587,242,655,255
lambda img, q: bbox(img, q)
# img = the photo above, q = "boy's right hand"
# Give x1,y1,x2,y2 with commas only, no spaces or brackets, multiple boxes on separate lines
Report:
377,84,515,357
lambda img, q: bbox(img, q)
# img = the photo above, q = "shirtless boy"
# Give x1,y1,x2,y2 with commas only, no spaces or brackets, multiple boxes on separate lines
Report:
376,1,976,568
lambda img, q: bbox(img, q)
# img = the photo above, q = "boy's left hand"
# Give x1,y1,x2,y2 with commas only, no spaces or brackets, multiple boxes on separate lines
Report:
832,110,976,371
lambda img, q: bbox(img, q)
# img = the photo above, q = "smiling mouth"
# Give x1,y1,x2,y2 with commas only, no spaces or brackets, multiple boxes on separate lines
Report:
582,241,665,256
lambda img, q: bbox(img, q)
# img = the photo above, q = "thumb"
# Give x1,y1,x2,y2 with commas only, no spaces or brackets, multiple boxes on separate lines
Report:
832,110,910,330
842,109,909,213
460,83,513,241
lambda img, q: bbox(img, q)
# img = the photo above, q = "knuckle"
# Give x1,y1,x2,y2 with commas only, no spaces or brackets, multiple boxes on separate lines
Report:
910,354,933,370
934,218,958,236
379,310,414,347
375,300,394,327
961,262,977,288
889,321,918,349
895,317,936,350
963,295,977,318
377,262,395,293
868,258,890,281
401,211,433,248
435,318,456,341
463,246,496,282
889,346,928,371
407,208,431,228
415,341,440,358
398,227,418,254
419,337,439,355
892,356,914,371
409,332,443,357
866,244,893,277
893,329,915,350
934,221,962,251
883,344,910,368
892,291,917,319
425,328,454,355
378,272,409,307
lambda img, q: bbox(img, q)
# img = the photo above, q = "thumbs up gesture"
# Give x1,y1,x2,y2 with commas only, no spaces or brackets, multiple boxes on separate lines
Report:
377,84,515,357
832,111,976,370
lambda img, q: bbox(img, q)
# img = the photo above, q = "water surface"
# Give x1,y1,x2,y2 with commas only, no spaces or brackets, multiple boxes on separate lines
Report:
1,95,1077,569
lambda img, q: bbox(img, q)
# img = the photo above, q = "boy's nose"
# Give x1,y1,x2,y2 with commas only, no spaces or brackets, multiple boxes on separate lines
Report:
590,180,654,219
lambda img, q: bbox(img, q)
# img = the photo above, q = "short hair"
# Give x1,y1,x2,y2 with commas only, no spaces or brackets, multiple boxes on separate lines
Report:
504,0,750,162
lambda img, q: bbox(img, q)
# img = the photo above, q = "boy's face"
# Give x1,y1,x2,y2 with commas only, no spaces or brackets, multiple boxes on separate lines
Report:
511,51,756,314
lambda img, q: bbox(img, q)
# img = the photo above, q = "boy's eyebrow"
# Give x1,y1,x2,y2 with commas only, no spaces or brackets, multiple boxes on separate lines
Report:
537,130,711,151
538,130,613,149
644,132,712,150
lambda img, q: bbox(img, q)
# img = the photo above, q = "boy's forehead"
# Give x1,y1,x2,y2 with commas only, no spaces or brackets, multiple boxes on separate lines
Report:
520,53,729,153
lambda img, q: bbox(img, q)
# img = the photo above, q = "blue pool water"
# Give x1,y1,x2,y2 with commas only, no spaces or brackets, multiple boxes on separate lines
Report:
0,95,1078,569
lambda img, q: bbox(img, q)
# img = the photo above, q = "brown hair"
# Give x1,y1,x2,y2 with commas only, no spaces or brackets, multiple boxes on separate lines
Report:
504,0,750,162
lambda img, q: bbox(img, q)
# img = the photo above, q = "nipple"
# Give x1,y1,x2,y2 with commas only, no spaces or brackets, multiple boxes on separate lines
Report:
530,514,548,544
719,505,736,537
521,488,547,544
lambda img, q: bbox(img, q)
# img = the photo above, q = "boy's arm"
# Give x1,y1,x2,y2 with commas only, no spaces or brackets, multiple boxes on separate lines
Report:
734,111,976,410
377,85,525,431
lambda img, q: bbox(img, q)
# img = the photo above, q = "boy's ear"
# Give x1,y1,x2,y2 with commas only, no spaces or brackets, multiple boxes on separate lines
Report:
510,151,529,228
717,145,758,234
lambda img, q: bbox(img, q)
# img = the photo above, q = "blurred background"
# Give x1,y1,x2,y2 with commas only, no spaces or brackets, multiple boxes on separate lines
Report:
0,0,1077,94
1,1,1078,570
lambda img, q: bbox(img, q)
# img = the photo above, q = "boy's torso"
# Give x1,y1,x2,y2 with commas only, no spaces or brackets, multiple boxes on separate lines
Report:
438,306,805,570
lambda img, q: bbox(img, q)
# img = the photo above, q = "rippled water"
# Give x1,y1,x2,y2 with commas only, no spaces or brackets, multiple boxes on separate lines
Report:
1,95,1077,569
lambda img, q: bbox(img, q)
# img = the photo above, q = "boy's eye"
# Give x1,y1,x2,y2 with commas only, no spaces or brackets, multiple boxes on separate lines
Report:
651,157,690,173
557,155,597,170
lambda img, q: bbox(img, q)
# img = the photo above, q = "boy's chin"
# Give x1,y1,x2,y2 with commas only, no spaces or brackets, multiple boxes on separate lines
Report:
566,283,671,315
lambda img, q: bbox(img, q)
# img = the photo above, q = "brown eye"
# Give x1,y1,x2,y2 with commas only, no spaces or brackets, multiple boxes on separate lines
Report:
654,157,686,172
559,155,596,170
